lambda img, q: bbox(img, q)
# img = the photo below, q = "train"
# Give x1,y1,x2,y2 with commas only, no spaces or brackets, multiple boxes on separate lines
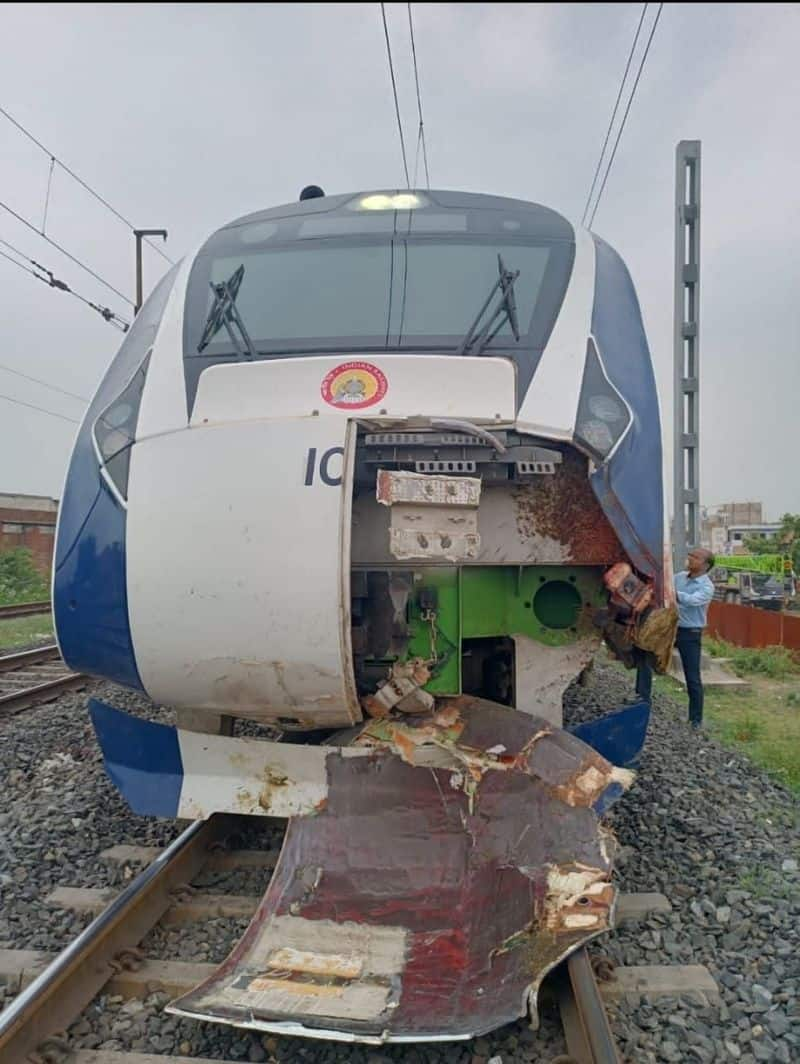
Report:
53,186,670,1043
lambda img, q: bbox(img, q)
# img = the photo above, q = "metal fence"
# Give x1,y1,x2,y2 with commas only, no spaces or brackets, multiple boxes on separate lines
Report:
706,601,800,653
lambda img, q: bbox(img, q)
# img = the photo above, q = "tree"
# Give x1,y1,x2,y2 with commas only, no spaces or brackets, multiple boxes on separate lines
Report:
0,547,49,604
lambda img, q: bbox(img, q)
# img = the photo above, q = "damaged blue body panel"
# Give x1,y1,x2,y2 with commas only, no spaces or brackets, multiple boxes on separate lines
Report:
90,699,183,816
567,701,650,768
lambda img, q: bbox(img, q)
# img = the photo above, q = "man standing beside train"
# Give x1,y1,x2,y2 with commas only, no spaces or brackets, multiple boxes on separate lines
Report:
636,547,715,729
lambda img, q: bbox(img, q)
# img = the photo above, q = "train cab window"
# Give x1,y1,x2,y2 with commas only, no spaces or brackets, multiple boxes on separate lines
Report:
206,245,392,342
397,242,551,340
93,352,151,503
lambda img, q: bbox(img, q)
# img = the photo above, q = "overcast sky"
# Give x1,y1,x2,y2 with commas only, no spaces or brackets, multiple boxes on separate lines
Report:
1,2,798,519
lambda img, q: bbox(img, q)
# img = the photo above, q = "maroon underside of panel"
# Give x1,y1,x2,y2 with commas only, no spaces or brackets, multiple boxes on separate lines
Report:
169,698,620,1042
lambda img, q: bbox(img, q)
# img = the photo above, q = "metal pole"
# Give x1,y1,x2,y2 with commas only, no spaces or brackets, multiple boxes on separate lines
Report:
673,141,701,571
133,228,168,315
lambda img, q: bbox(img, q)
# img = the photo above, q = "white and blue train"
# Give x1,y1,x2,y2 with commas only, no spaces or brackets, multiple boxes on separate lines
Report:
53,188,669,1043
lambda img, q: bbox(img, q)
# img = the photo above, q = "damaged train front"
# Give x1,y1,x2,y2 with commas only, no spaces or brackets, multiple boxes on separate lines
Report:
81,193,671,1042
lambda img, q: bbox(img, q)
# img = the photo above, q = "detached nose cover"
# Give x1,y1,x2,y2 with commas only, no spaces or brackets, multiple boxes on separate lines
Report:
159,697,630,1043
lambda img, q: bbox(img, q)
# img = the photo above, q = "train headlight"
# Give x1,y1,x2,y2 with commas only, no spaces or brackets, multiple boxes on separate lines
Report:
574,339,632,461
350,192,426,211
588,394,626,423
577,418,614,455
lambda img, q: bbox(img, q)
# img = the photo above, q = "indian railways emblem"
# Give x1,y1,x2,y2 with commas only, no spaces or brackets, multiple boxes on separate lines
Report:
321,360,388,410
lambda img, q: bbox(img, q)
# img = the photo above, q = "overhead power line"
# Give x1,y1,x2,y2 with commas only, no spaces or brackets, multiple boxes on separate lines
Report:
0,360,88,403
380,3,411,188
582,3,648,227
407,3,431,189
0,235,129,331
0,391,81,425
0,196,134,308
0,103,173,264
0,244,35,275
587,3,664,229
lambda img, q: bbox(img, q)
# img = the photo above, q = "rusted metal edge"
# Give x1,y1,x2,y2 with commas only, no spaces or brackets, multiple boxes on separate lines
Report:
0,601,51,619
0,644,60,674
164,1004,467,1045
558,948,621,1064
0,672,87,716
0,815,233,1063
164,933,614,1046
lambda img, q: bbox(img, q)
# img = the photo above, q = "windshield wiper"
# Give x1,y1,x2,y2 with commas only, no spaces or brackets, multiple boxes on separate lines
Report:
457,254,521,356
198,264,258,360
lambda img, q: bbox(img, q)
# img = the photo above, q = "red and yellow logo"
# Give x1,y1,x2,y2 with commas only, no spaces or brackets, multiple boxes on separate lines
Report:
320,361,388,410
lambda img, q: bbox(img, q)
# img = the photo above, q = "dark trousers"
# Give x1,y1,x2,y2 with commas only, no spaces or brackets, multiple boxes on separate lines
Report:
634,628,704,726
675,627,704,726
634,647,653,703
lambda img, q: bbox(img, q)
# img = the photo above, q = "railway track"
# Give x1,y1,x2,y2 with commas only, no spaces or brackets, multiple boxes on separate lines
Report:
0,644,86,715
0,601,51,620
0,812,719,1064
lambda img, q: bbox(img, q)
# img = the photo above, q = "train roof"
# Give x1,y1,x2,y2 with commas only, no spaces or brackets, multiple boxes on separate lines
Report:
217,188,574,243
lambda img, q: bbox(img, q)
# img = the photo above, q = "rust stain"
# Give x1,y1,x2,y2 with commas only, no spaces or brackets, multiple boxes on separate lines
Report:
433,704,461,729
267,947,364,980
376,469,393,505
258,767,291,811
512,449,625,563
526,741,630,809
362,659,433,718
246,976,344,998
543,865,615,933
388,726,420,765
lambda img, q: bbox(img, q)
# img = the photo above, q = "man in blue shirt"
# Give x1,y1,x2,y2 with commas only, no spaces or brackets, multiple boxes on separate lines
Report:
636,547,715,729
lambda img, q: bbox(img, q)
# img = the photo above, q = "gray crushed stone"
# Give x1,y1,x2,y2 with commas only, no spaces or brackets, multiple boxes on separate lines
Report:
0,660,797,1062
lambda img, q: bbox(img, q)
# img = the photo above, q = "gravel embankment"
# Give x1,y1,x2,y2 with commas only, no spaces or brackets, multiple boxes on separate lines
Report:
1,663,798,1063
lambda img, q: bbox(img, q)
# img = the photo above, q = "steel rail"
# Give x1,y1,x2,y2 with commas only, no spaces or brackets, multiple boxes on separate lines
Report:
0,815,233,1062
557,947,621,1064
0,601,51,619
0,644,60,673
0,671,87,715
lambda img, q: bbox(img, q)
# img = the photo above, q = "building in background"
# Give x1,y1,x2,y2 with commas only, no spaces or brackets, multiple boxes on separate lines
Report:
700,501,782,556
0,493,59,574
726,522,782,553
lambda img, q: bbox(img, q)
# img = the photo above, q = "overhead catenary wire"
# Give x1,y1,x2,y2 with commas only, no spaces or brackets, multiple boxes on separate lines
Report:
0,391,81,425
0,360,88,404
0,196,134,308
0,235,130,331
581,3,648,227
407,3,430,190
380,3,411,188
587,3,664,229
0,244,37,277
42,155,55,234
0,103,173,264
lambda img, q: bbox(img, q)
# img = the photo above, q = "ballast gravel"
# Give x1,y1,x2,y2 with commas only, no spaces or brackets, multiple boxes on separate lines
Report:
0,660,797,1063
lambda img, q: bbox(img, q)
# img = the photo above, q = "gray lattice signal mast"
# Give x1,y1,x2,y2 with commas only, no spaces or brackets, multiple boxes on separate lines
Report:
673,141,701,571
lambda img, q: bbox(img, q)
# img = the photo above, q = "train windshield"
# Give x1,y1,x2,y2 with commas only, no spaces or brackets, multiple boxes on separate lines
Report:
196,244,394,345
187,241,554,350
183,223,574,410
